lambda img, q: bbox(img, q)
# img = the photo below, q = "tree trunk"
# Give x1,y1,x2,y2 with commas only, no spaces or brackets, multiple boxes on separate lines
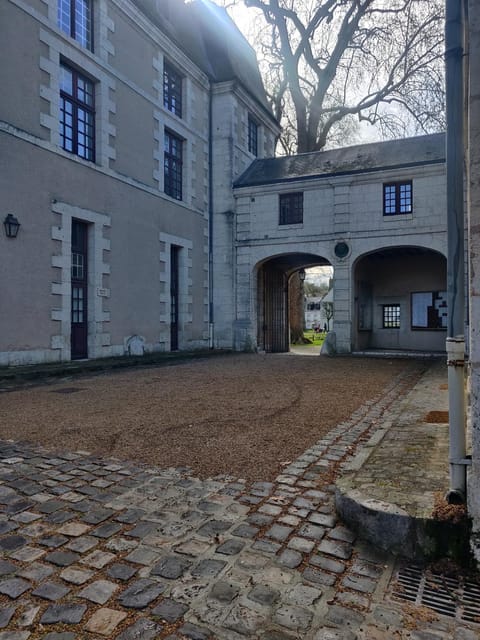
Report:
288,273,306,344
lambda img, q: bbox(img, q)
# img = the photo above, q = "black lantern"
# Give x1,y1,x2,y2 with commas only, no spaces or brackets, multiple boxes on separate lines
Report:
298,268,306,281
3,214,20,238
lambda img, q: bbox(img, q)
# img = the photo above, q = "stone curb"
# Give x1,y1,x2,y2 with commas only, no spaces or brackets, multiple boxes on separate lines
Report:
335,363,471,564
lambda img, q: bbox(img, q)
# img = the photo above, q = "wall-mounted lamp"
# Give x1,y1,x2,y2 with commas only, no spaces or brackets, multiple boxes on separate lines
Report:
3,214,20,239
298,268,306,282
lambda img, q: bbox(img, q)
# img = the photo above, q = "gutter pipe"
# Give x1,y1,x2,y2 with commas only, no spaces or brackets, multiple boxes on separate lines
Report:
445,0,467,503
208,85,214,349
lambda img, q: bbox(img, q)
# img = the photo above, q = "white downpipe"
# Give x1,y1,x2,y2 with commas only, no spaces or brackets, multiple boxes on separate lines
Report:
447,336,467,502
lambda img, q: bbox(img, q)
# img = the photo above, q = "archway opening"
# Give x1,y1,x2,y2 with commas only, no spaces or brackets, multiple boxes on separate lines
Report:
353,246,447,353
257,253,333,353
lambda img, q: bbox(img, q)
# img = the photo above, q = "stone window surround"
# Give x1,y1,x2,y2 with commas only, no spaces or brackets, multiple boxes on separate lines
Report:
17,0,208,214
153,113,194,206
51,201,111,361
39,27,116,169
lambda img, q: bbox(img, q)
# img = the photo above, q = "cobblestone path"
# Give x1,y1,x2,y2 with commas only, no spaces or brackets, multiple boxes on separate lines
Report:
0,364,477,639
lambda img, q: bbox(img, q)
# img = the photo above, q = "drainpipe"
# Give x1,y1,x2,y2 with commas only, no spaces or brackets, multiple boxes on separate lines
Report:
445,0,466,504
208,86,214,348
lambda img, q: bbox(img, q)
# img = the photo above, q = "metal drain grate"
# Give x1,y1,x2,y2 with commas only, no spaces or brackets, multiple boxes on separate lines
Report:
391,565,480,624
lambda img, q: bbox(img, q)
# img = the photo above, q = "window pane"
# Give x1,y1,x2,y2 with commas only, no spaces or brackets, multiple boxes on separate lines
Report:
74,0,92,49
58,0,71,37
383,182,412,216
60,97,74,151
383,304,400,328
384,185,396,214
60,65,73,95
399,183,412,213
164,131,183,200
248,116,258,156
279,193,303,225
59,66,95,161
164,62,182,117
58,0,92,50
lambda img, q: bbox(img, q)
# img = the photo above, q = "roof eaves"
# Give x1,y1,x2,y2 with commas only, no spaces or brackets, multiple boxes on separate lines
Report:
233,157,446,189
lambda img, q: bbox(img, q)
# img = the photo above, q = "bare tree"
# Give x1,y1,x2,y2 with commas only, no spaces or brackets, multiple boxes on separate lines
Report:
231,0,444,153
304,280,328,297
322,301,334,331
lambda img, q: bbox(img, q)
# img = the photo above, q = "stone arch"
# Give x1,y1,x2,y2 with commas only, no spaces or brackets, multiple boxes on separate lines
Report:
255,252,332,352
352,246,447,353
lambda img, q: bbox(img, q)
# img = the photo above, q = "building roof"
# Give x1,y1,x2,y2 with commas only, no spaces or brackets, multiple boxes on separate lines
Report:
133,0,274,119
234,132,446,188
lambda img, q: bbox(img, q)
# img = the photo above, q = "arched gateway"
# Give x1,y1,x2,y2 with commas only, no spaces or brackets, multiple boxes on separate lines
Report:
226,133,447,354
257,253,331,352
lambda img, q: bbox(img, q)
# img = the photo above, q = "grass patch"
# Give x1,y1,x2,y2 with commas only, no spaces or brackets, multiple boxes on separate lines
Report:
301,330,326,347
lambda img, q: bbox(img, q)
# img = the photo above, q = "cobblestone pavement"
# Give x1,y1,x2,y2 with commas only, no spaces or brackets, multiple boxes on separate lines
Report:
0,364,478,639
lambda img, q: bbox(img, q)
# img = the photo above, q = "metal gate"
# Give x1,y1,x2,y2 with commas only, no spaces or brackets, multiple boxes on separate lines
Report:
261,265,289,352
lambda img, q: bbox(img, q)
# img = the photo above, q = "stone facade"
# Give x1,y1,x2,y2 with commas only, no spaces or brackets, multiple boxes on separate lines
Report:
233,137,447,353
0,0,278,365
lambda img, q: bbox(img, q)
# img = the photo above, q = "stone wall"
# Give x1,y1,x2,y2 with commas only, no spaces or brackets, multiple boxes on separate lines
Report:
467,0,480,561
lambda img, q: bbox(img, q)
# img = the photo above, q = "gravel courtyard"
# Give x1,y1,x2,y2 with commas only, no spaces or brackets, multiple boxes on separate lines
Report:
0,353,424,482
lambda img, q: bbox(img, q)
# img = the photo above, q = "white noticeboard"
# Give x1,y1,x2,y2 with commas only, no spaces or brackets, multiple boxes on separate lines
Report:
412,292,432,328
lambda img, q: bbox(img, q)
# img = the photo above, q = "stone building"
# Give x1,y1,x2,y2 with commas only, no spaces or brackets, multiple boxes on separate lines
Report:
0,0,278,365
305,290,334,332
1,0,452,367
232,134,447,354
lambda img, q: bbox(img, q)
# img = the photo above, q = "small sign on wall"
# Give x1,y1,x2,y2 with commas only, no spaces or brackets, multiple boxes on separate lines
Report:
96,287,109,298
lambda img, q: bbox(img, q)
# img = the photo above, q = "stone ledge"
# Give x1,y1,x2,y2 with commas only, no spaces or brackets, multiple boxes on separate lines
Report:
336,480,470,562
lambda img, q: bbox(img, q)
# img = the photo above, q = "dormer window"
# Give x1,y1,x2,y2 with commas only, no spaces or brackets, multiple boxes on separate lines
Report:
164,61,183,118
